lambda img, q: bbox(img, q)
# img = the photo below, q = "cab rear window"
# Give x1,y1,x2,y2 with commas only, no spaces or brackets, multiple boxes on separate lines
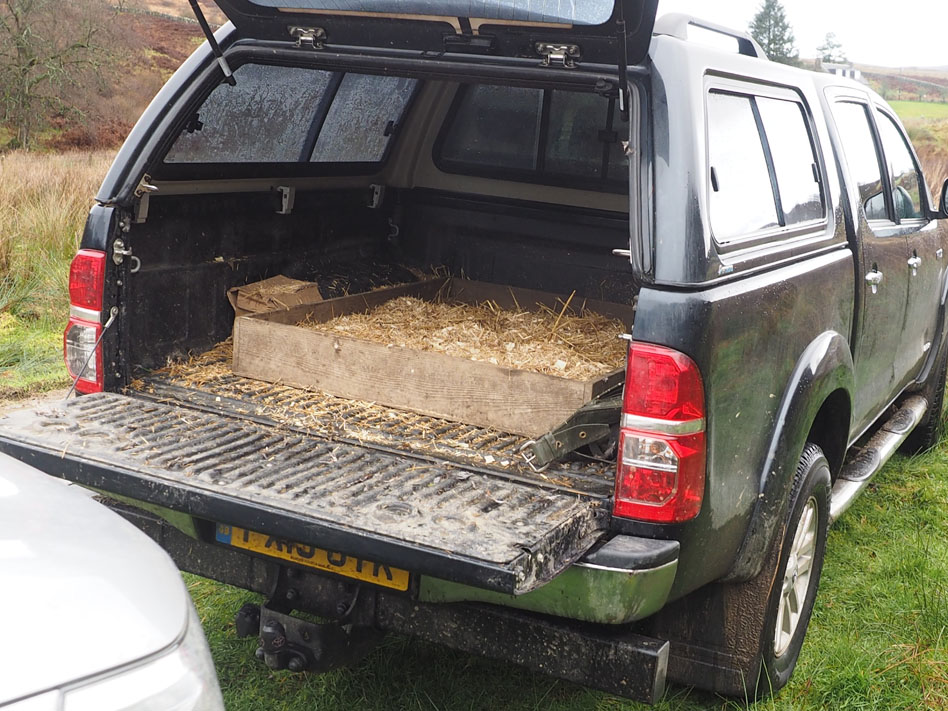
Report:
436,84,629,192
163,64,417,167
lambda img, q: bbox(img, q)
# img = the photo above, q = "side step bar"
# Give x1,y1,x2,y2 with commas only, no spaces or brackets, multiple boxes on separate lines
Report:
830,395,928,522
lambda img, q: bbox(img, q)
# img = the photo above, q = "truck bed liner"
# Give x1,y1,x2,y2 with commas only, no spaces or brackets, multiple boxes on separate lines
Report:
0,391,608,594
134,344,616,497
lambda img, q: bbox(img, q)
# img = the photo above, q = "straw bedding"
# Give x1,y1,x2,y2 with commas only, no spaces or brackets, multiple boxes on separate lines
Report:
300,294,627,380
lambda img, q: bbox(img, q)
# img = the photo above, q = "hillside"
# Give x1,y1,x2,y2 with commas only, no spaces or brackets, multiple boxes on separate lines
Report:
41,3,220,150
855,64,948,104
130,0,228,26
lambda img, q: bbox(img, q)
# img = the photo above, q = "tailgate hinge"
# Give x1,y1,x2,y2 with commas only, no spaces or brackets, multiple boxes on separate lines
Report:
290,26,326,49
535,42,581,68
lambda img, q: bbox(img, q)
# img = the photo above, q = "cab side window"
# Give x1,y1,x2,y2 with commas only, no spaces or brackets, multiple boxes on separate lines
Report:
830,101,888,221
875,111,924,221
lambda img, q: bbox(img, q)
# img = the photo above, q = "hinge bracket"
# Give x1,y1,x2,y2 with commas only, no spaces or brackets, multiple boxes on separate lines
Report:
535,42,581,68
290,26,326,49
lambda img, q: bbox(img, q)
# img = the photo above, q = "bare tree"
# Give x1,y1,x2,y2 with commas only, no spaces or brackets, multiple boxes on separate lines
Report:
0,0,112,148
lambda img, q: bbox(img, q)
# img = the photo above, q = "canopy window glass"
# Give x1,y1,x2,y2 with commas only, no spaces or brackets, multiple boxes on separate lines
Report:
707,90,825,242
438,84,629,191
164,64,417,165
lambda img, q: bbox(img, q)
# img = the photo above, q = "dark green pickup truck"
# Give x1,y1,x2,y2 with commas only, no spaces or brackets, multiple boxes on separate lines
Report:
3,0,948,703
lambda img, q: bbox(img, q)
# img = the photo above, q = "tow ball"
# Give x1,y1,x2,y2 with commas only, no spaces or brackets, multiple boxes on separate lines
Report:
235,601,383,673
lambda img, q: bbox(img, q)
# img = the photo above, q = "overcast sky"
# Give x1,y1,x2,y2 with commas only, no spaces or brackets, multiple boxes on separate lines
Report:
657,0,948,69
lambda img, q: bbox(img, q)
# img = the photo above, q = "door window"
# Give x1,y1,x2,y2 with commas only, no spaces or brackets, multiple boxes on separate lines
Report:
830,102,888,221
875,111,924,221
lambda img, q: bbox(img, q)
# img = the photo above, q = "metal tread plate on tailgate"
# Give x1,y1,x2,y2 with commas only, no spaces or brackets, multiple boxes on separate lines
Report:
0,393,606,594
136,364,615,497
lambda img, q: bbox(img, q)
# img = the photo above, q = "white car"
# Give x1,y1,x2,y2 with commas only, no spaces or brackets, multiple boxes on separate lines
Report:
0,452,224,710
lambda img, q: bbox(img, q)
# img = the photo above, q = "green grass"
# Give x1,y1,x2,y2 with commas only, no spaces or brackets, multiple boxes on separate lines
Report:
185,443,948,710
891,101,948,121
0,312,70,397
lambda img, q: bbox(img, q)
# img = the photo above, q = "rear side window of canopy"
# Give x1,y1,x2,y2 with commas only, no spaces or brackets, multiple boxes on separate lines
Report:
163,64,418,166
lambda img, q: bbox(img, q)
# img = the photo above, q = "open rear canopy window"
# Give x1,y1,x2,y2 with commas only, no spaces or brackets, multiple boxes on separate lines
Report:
163,64,417,167
240,0,616,25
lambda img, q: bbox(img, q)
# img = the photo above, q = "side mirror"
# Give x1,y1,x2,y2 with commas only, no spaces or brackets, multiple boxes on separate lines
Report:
940,178,948,219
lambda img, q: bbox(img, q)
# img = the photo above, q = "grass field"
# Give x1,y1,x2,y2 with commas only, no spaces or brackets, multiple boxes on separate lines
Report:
0,151,113,397
2,126,948,708
891,101,948,121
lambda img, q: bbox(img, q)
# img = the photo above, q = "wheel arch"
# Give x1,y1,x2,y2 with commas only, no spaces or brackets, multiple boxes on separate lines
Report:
723,331,853,582
806,388,851,481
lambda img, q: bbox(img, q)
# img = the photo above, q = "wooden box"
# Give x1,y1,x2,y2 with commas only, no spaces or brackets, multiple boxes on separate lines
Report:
232,278,634,438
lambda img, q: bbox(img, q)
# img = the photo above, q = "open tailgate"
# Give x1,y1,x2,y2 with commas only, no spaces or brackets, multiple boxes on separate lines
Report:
0,393,606,594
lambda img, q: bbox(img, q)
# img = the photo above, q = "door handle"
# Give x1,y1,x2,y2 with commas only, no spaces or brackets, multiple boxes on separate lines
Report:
907,255,922,275
865,269,883,294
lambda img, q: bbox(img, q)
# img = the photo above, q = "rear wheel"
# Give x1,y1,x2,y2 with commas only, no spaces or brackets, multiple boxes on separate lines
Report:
754,443,830,696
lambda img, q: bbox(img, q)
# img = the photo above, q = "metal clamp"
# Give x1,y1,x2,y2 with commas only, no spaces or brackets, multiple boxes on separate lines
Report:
290,26,326,49
536,42,581,68
519,440,551,473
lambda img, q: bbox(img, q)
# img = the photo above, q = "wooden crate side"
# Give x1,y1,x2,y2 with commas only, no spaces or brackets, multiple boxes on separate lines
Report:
233,316,594,438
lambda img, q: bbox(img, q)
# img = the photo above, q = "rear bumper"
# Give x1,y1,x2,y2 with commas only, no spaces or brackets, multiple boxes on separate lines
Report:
420,535,679,624
113,502,671,704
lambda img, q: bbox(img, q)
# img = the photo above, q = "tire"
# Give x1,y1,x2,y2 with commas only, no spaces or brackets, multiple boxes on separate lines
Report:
753,443,830,697
901,342,948,454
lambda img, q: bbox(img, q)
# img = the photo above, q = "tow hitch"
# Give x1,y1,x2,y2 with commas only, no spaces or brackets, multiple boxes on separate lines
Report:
235,599,384,673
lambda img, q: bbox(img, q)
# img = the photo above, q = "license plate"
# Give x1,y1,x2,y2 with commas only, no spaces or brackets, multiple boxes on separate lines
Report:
215,524,410,591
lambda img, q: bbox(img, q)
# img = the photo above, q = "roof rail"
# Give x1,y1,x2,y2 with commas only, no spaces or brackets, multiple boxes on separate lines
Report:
653,13,768,60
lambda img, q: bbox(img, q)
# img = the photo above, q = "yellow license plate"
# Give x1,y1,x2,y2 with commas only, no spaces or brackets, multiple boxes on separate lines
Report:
215,524,410,591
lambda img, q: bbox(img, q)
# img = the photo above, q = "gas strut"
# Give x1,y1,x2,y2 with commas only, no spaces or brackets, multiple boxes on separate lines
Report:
188,0,236,86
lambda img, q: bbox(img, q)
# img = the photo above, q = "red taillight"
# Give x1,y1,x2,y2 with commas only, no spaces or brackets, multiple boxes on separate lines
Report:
64,249,107,393
69,249,106,311
615,342,706,523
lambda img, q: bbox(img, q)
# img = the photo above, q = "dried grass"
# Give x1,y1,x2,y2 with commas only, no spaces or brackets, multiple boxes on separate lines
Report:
300,294,627,380
160,338,234,387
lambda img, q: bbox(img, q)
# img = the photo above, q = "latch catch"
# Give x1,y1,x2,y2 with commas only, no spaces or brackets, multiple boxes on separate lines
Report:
535,42,581,68
290,26,326,49
112,238,141,273
134,174,157,198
